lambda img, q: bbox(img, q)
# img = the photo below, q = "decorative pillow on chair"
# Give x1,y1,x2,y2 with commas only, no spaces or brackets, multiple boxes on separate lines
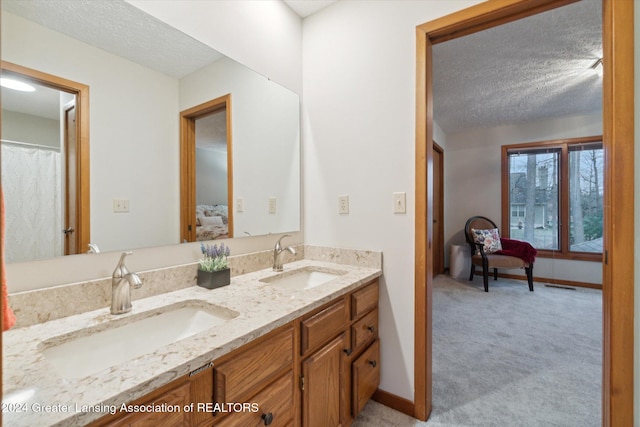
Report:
471,228,503,254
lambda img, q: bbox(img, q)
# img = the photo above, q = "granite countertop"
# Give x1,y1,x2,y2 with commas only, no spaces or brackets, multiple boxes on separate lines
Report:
2,260,381,427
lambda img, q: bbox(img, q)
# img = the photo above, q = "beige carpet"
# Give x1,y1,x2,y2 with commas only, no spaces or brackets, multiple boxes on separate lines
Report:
353,274,602,426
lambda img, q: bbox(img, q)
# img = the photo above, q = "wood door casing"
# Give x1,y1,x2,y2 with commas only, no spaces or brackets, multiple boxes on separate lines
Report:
64,101,78,255
432,143,444,275
415,0,634,424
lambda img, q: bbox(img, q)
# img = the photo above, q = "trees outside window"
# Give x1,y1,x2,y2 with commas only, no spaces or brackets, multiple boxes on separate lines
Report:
502,137,603,261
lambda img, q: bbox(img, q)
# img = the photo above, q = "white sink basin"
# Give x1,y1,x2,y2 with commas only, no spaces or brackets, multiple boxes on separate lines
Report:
260,267,347,290
40,301,237,379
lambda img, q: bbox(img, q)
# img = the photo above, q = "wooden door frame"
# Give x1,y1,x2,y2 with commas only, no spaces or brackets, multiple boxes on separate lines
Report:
432,142,444,275
1,60,90,254
414,0,634,425
180,94,233,241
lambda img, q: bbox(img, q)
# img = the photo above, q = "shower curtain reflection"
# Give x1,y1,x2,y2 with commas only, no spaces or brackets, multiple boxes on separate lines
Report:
1,141,62,262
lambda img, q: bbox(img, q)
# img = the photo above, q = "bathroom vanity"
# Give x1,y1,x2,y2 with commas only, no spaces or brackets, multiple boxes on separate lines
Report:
90,279,379,427
3,251,382,427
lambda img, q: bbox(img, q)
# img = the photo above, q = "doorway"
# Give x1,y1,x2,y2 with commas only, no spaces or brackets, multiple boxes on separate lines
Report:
414,1,634,425
180,94,233,242
0,61,90,258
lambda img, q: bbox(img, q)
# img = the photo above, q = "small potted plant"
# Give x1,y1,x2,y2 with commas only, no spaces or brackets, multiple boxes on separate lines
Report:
197,243,231,289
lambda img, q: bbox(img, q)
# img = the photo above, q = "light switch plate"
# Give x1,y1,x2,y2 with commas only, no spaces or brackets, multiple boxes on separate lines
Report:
236,197,244,213
268,197,277,214
338,195,349,214
393,192,406,214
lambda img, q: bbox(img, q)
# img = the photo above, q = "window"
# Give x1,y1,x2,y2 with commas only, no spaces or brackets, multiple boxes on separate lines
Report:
502,137,603,260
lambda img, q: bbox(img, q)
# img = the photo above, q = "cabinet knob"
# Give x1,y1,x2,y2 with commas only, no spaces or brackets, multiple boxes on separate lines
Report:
262,412,274,425
368,359,377,368
343,348,353,356
366,325,376,333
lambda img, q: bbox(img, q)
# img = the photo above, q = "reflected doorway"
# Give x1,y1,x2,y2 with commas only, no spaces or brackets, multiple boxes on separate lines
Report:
180,94,233,242
0,61,89,261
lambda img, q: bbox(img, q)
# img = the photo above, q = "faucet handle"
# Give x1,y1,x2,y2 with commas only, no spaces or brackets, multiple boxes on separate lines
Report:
113,251,133,277
275,234,292,250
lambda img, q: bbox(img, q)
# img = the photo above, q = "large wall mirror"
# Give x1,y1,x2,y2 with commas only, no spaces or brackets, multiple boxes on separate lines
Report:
0,0,301,264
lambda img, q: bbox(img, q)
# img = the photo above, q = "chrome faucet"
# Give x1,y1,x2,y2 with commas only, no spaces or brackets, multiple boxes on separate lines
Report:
273,235,296,272
111,251,143,315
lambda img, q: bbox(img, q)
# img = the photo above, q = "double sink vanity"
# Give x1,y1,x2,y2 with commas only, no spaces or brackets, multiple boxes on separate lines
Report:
3,246,382,427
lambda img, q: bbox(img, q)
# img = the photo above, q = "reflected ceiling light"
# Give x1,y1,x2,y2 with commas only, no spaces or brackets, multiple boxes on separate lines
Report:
590,58,603,77
0,77,36,92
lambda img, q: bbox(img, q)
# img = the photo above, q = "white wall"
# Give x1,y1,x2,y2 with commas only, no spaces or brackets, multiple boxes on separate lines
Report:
180,57,301,238
127,0,302,94
196,148,228,206
4,0,303,290
1,110,60,148
444,113,603,284
302,0,483,402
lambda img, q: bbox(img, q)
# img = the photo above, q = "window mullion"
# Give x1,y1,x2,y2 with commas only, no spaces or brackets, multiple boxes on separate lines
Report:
560,143,570,255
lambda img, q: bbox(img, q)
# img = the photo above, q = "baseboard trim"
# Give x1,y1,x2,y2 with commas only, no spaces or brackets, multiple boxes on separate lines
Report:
372,388,415,417
498,273,602,290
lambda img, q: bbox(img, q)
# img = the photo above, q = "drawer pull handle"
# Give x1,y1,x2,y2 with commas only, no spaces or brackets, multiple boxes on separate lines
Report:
368,359,377,368
367,325,376,333
343,348,353,356
262,412,274,425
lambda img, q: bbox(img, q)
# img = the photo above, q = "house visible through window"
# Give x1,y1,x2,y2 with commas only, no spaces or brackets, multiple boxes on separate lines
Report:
502,136,603,261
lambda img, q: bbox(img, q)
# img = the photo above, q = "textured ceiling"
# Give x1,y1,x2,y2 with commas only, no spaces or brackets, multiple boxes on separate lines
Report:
1,0,224,79
3,0,601,135
196,110,227,152
433,0,602,134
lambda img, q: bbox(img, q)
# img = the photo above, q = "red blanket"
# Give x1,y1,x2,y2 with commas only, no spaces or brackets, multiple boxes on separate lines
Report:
497,238,537,264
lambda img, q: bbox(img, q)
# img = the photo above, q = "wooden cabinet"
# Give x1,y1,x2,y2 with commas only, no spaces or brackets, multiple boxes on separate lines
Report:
351,339,380,415
109,381,191,427
301,333,347,427
300,299,348,355
211,326,295,426
214,327,294,405
216,372,294,427
89,372,206,427
93,279,379,427
299,280,380,426
351,308,378,355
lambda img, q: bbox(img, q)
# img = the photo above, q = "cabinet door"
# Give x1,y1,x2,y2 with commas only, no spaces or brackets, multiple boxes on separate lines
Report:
301,333,346,427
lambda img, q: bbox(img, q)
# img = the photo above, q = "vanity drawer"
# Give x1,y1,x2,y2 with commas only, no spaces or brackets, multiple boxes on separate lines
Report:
351,281,378,320
300,299,348,355
351,308,378,354
351,340,380,417
214,326,294,404
216,371,294,427
109,381,191,427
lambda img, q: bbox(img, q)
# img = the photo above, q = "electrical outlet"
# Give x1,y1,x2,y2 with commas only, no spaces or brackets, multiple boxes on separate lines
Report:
393,192,406,214
113,199,129,213
268,197,277,214
338,195,349,214
236,197,244,213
